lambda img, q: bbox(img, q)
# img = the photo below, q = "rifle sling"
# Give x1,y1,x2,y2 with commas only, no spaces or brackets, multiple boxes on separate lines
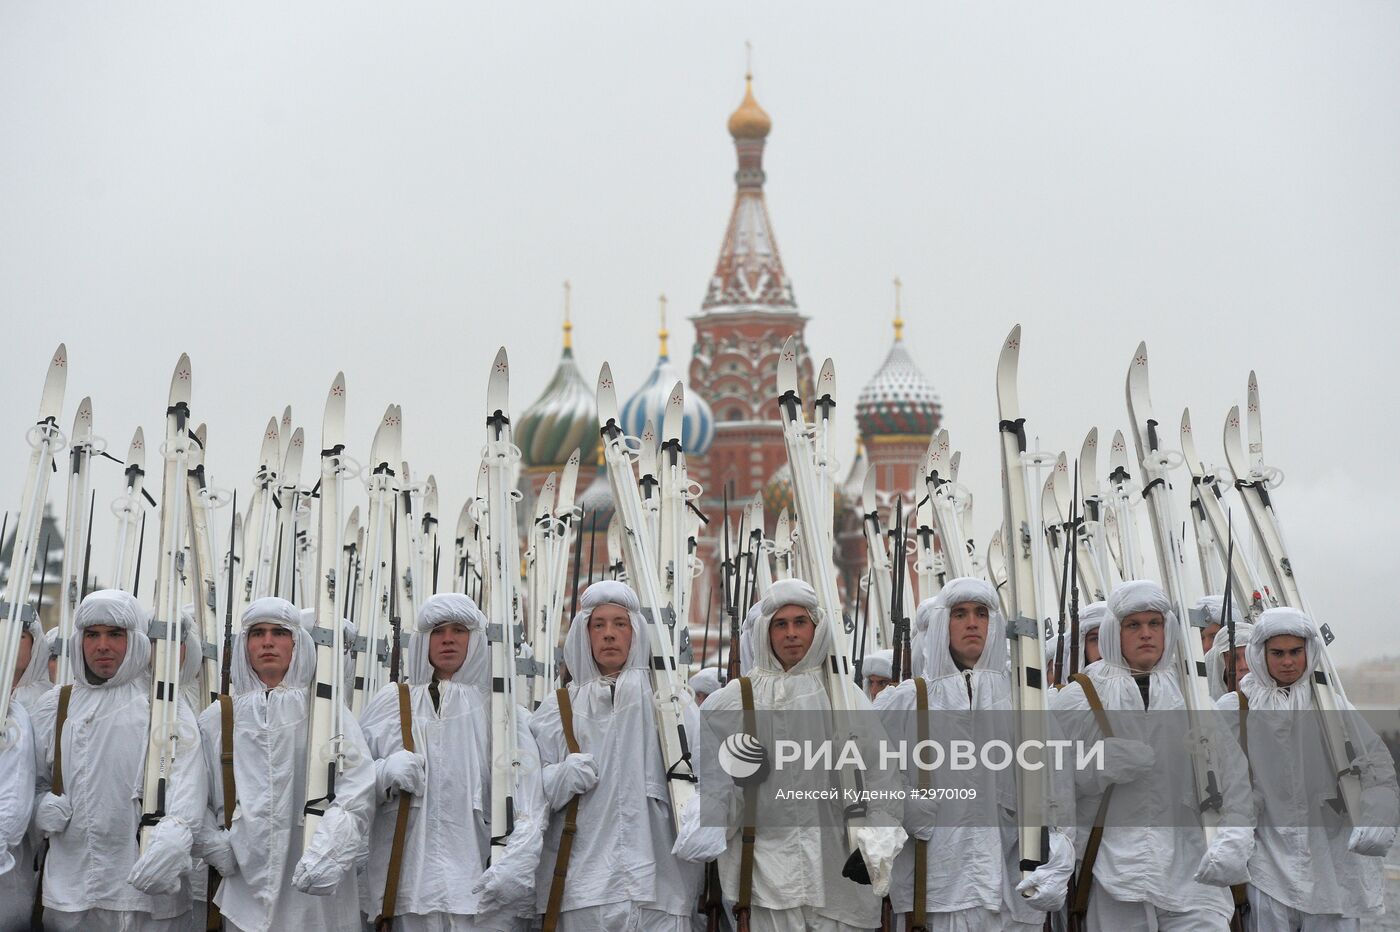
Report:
1069,673,1114,919
908,677,930,932
377,682,415,930
543,686,582,932
736,676,758,915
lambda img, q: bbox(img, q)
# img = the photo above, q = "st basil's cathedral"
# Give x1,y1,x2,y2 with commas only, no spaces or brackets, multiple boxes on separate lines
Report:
511,72,942,647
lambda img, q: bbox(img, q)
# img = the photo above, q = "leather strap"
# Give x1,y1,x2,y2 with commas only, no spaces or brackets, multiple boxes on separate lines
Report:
1069,673,1114,919
736,677,758,915
34,685,73,927
1230,690,1251,917
908,677,930,932
543,687,582,932
205,694,237,931
377,682,416,931
51,685,73,796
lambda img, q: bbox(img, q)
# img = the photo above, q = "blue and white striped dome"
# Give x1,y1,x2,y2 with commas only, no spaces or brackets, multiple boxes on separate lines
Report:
620,353,715,456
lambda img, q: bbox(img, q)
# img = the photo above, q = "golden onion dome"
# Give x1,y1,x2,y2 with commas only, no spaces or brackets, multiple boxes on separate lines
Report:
727,74,771,140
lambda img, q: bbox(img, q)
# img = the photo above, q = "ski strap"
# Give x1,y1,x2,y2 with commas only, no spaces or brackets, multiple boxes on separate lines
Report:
543,686,581,932
377,682,415,931
736,676,758,916
51,685,73,796
908,677,930,932
1069,673,1114,920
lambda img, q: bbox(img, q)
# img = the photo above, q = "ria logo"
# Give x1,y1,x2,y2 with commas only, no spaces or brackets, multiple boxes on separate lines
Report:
718,732,770,785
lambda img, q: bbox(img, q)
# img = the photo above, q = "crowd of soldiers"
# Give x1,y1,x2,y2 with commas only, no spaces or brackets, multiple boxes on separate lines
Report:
1,572,1396,931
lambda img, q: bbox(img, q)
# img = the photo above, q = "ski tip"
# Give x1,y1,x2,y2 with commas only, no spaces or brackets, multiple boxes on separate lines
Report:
329,371,346,399
818,357,836,396
1002,324,1021,352
777,337,799,396
168,353,193,405
566,447,581,468
667,381,685,411
641,418,657,446
596,363,619,424
488,348,510,413
861,465,876,511
194,422,208,445
260,415,280,453
281,405,293,429
1247,370,1258,393
1225,404,1242,434
73,397,93,439
1083,425,1098,449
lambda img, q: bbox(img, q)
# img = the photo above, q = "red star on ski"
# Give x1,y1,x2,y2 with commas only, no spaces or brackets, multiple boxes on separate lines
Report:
332,385,345,397
1134,353,1148,367
53,353,66,368
266,429,278,440
600,378,613,390
1248,402,1258,413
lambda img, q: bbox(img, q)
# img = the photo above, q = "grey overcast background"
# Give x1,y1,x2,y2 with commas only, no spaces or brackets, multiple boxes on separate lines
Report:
1,3,1396,665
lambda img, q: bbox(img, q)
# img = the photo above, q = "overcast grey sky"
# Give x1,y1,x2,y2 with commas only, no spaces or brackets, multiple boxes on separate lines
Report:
2,2,1396,663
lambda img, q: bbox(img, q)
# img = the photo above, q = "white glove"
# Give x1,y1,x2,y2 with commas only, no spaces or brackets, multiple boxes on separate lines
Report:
34,793,73,834
671,793,729,863
375,749,426,798
202,828,238,877
853,825,906,897
1348,825,1396,857
472,860,531,915
1193,827,1252,887
546,753,598,810
1101,738,1155,785
903,792,939,841
1349,783,1399,856
127,819,192,896
292,807,359,895
1015,831,1074,911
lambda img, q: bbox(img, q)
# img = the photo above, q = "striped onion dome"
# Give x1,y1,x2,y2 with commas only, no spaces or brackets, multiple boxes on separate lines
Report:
620,309,715,454
855,330,940,439
517,338,599,469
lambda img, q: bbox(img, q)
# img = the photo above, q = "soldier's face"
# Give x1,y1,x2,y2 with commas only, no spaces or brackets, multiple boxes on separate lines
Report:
429,622,471,678
82,625,128,682
247,622,294,686
589,604,633,676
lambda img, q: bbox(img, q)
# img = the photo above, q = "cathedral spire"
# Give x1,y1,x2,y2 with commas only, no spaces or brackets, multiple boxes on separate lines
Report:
702,67,795,312
562,279,574,351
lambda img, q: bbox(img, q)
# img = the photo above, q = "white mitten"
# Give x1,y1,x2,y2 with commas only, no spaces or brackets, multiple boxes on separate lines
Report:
127,819,193,896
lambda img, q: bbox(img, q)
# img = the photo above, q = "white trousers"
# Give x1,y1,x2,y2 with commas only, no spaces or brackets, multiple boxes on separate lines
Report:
892,907,1031,931
393,912,528,931
1084,881,1228,932
1245,887,1360,932
746,905,874,931
43,907,192,932
557,903,690,931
